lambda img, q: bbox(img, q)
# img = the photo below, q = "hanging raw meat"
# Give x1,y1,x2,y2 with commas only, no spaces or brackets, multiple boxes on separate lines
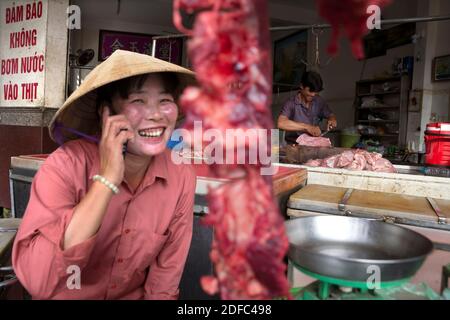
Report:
173,0,291,299
316,0,392,59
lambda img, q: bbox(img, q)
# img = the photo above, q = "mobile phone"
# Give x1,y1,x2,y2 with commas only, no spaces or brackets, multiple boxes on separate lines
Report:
122,140,128,158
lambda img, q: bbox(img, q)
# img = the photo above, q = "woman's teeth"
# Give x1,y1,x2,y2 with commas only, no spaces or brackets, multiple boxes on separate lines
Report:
138,128,165,138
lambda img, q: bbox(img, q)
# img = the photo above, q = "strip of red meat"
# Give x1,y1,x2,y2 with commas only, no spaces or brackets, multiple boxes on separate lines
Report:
201,168,289,299
174,0,291,300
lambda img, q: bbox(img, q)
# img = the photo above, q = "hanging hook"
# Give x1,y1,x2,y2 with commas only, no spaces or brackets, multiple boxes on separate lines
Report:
312,27,322,67
302,25,333,70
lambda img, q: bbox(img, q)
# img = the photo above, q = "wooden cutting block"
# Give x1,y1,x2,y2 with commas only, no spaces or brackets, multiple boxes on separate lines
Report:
272,167,308,196
288,184,348,208
288,184,450,229
347,191,450,224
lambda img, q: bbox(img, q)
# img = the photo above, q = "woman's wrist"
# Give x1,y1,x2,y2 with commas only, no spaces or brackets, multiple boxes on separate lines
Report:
65,178,113,250
93,174,120,194
98,169,122,187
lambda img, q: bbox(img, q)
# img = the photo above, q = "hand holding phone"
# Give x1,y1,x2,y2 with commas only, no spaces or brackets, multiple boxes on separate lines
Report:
107,106,130,158
98,106,134,186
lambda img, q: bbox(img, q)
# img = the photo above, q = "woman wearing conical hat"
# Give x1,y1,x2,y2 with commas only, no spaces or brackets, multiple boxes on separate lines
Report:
12,50,197,300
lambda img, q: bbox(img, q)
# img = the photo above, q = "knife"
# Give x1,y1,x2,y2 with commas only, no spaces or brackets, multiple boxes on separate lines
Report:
320,130,330,137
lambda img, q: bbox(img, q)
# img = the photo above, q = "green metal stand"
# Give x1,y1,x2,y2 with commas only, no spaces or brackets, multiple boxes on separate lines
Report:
290,264,441,300
296,264,411,291
318,281,330,300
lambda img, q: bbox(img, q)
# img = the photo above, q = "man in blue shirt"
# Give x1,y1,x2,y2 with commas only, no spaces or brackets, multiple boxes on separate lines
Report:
277,71,337,144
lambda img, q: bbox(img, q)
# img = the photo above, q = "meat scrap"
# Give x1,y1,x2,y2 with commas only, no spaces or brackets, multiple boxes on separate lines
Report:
305,149,396,173
316,0,391,59
296,133,331,147
304,159,323,167
174,0,290,300
336,150,355,167
348,151,368,171
370,158,397,173
322,155,339,168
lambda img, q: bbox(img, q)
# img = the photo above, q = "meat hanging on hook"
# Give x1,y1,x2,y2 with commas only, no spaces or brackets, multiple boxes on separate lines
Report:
173,0,291,300
316,0,392,59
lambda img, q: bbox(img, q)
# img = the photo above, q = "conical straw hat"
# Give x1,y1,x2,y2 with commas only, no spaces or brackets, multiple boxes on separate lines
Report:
49,49,196,144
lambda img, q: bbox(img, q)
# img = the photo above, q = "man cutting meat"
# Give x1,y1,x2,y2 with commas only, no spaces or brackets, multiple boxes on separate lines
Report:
277,71,337,144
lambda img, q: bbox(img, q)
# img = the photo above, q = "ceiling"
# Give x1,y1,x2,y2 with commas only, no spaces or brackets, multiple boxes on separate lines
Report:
73,0,423,32
74,0,174,26
270,0,316,10
73,0,317,29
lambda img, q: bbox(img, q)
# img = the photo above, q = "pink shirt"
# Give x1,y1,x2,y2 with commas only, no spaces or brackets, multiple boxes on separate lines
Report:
12,139,196,300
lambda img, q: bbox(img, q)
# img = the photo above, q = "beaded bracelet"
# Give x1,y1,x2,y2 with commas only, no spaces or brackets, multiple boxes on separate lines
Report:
92,175,120,195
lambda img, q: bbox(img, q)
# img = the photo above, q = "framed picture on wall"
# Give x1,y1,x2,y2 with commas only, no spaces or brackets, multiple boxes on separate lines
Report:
273,30,308,92
98,30,155,61
432,54,450,82
153,38,183,66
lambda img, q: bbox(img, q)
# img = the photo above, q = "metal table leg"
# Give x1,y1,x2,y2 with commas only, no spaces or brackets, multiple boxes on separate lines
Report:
441,264,450,296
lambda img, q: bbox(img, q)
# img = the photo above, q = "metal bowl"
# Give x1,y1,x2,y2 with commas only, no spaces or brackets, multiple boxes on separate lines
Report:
285,216,433,282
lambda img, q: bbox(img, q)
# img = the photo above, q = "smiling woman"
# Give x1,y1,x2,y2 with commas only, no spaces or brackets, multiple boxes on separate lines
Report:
96,73,181,158
11,50,198,300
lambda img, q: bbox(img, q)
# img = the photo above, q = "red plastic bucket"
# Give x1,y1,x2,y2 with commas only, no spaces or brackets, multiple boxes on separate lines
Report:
425,123,450,166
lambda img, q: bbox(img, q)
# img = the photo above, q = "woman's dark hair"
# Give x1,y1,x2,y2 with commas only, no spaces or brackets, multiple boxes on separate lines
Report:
96,72,180,111
300,71,324,92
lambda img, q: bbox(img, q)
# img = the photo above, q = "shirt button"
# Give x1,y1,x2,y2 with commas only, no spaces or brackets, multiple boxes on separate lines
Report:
124,229,131,234
118,258,123,263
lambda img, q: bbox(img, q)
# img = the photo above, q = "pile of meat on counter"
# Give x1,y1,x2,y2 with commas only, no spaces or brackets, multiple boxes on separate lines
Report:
296,134,396,173
305,149,396,173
